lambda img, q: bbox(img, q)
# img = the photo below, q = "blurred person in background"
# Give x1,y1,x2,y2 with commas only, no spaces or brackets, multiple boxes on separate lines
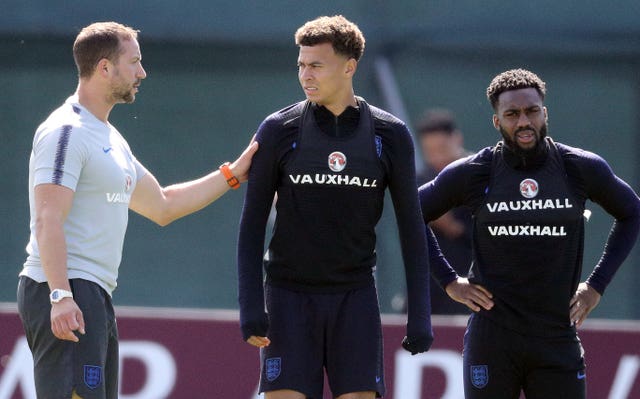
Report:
416,109,473,315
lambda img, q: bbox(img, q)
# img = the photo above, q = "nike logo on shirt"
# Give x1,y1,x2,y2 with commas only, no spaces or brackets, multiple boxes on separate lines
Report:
103,147,112,153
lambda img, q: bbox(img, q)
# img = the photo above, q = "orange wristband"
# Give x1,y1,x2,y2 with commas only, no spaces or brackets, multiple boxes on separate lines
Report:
219,162,240,189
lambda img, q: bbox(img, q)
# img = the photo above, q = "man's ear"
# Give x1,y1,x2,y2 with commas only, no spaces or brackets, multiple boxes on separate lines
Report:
97,58,110,77
345,58,357,77
492,114,500,130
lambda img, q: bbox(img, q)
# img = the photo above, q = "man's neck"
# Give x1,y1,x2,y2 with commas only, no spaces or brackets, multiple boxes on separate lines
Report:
502,138,549,169
75,81,114,123
320,92,357,116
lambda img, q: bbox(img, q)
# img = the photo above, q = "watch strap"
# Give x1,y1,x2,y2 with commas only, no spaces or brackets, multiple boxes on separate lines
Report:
50,288,74,304
219,162,240,189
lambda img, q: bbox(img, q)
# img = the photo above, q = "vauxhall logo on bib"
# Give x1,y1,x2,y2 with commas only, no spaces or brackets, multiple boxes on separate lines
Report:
328,151,347,172
287,150,377,188
520,178,539,198
484,177,573,237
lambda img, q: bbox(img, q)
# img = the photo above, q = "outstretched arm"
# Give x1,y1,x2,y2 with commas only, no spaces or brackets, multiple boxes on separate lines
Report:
129,136,258,226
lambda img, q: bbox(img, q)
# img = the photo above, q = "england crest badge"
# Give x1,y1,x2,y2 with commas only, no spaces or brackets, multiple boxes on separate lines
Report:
265,357,281,382
470,365,489,389
84,365,102,389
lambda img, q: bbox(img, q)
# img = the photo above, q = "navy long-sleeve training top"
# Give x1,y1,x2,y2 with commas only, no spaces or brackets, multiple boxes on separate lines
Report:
238,99,431,341
420,137,640,336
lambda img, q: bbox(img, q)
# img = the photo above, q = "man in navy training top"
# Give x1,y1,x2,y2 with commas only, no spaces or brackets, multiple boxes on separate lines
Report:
419,68,640,399
238,15,432,399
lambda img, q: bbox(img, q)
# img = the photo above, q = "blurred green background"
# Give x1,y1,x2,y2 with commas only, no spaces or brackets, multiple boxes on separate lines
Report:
2,0,638,319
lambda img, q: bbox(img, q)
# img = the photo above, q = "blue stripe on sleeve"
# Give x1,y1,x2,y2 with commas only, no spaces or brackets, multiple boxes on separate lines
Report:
52,125,72,185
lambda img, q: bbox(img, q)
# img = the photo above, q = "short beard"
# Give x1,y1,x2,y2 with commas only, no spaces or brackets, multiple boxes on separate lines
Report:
109,68,136,104
500,123,548,157
111,84,135,104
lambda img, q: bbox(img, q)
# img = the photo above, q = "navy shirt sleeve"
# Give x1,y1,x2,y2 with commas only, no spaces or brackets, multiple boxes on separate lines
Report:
419,150,492,288
237,112,295,340
563,147,640,294
379,117,432,340
425,226,458,288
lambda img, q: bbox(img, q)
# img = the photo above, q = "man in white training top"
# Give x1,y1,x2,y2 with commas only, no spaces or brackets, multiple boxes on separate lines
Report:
17,21,257,399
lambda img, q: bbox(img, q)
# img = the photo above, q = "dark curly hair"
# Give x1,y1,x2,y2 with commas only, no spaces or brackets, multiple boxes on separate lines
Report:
486,69,546,110
294,15,365,61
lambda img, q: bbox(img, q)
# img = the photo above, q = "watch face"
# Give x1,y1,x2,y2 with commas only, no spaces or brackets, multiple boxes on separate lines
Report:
50,289,71,302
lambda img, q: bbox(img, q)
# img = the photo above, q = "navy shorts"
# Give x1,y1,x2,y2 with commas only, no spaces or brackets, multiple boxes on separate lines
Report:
463,313,586,399
259,284,385,398
17,276,119,399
